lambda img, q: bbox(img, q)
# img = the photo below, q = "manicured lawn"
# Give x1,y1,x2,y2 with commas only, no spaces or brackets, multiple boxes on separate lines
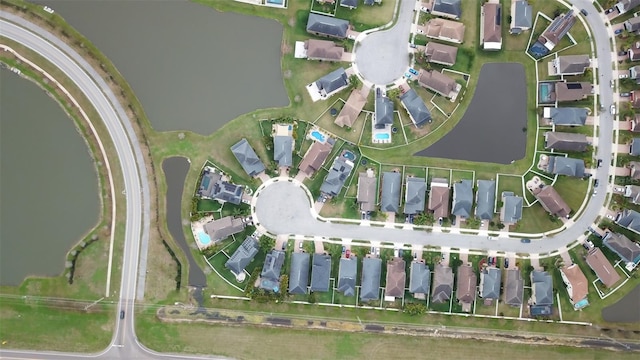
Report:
552,176,590,213
497,174,524,197
334,0,395,31
513,205,563,234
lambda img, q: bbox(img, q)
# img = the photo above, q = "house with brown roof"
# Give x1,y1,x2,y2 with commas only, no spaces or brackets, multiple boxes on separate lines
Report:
334,89,367,128
385,257,406,299
456,264,477,312
585,248,621,288
357,170,377,212
203,216,245,244
625,16,640,33
305,39,344,62
533,185,571,218
559,264,589,309
504,268,524,306
631,114,640,132
481,0,502,50
418,70,458,98
538,11,577,51
424,42,458,66
431,263,454,303
623,185,640,204
424,18,465,43
629,161,640,180
603,231,640,263
629,42,640,61
555,82,592,102
298,138,334,177
631,90,640,108
428,178,450,219
550,55,591,76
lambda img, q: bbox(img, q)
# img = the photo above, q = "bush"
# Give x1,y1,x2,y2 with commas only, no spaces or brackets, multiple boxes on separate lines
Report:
404,303,427,316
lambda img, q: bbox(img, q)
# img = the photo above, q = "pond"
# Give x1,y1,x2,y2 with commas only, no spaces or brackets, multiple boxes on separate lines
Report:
601,284,640,323
37,0,288,135
414,63,528,164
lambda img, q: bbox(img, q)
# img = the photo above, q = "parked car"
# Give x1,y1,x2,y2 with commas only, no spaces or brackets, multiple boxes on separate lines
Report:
580,9,588,16
299,241,303,249
605,8,614,14
597,159,603,167
621,92,631,97
342,246,346,253
451,216,456,225
619,51,627,56
610,79,615,88
438,217,443,225
409,68,419,75
504,258,510,268
120,310,125,319
405,72,413,79
611,104,617,115
615,28,624,35
619,74,629,79
593,188,598,196
43,6,54,14
594,179,600,187
345,249,351,258
409,43,417,49
521,238,531,244
281,242,286,250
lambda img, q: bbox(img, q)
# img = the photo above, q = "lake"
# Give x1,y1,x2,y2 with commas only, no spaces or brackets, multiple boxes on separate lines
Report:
0,69,99,285
414,63,528,164
36,0,288,135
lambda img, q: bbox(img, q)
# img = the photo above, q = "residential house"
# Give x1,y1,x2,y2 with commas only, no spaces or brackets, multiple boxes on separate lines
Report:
631,138,640,155
203,216,245,243
360,257,382,302
431,0,462,20
431,263,454,304
616,209,640,235
615,0,640,14
424,18,465,43
533,185,571,218
452,179,473,219
504,269,524,306
357,171,377,212
305,39,344,62
631,114,640,132
381,171,402,213
555,82,592,102
320,153,354,198
538,11,576,51
500,191,523,225
481,0,502,50
628,42,640,61
298,139,334,176
335,89,367,128
404,177,427,215
311,253,332,292
230,138,266,177
385,257,406,299
510,0,532,34
624,16,640,33
374,88,394,129
551,55,590,76
456,264,477,311
624,185,640,204
306,13,349,39
632,90,640,109
424,42,458,66
198,170,222,198
273,135,293,168
363,0,378,5
546,156,586,177
559,264,589,309
603,231,640,264
544,132,589,152
288,252,310,295
630,161,640,180
337,256,358,296
340,0,358,9
479,267,501,304
530,270,554,316
399,88,432,126
198,170,244,205
631,66,640,82
429,177,450,219
314,67,349,98
225,236,259,275
418,70,458,98
544,107,588,126
259,250,285,292
475,179,496,221
585,248,622,288
409,260,431,299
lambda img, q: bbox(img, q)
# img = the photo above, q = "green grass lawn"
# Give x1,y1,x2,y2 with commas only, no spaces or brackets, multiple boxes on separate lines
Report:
552,176,589,213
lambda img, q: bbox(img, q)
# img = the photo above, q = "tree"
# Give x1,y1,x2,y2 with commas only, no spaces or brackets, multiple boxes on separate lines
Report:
413,212,434,226
259,235,275,252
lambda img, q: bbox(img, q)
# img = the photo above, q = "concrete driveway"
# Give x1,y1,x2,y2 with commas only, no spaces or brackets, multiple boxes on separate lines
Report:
354,0,415,85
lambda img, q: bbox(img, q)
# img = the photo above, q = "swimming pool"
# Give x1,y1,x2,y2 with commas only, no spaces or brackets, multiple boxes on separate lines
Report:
310,130,326,143
539,83,553,103
342,150,356,161
374,133,390,140
574,298,589,309
197,231,211,246
267,0,283,4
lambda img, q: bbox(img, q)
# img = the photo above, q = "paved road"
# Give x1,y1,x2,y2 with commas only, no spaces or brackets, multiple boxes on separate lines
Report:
354,0,414,85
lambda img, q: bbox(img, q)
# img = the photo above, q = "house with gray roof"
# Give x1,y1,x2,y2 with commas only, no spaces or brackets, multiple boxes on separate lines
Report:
273,135,293,168
357,171,377,212
479,267,501,303
311,253,332,292
475,180,496,221
198,170,222,198
320,154,354,198
615,0,640,14
530,270,553,316
259,250,285,292
306,13,350,39
360,257,382,302
544,107,588,126
399,89,432,126
630,161,640,180
381,171,402,213
452,179,473,219
338,256,358,296
431,0,462,20
551,55,590,76
546,156,585,177
315,68,349,98
625,16,640,32
409,260,431,299
623,185,640,205
544,132,589,152
604,231,640,264
225,236,259,275
500,191,523,225
615,209,640,235
198,170,244,205
404,177,427,215
504,269,524,306
385,257,406,299
631,138,640,156
510,0,532,34
203,216,245,243
374,88,394,129
431,263,453,304
340,0,358,9
231,138,266,177
288,252,310,295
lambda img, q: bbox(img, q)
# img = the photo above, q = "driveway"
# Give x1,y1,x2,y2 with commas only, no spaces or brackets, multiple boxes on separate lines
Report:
354,0,415,85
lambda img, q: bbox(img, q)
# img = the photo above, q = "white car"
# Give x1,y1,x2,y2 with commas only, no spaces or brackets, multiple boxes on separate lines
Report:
43,6,54,14
619,74,629,79
611,104,617,115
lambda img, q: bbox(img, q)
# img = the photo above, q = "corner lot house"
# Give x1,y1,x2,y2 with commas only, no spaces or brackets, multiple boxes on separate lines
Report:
603,231,640,264
289,252,311,295
320,152,355,198
431,263,454,304
225,236,259,276
198,169,244,205
546,156,586,177
424,42,458,66
559,264,589,310
305,39,344,62
361,257,382,302
309,67,350,100
550,55,590,76
399,89,432,126
381,171,402,213
544,132,589,152
418,70,458,99
298,138,334,177
504,268,524,306
338,255,358,296
479,267,501,304
231,138,266,177
615,209,640,235
530,270,554,316
260,250,285,292
538,11,576,51
311,253,332,292
273,135,294,168
456,264,477,312
533,185,571,218
409,260,431,299
385,257,406,299
452,179,473,220
585,248,622,288
555,82,592,102
404,177,427,215
481,0,502,50
429,177,450,219
510,0,532,34
357,170,377,212
429,0,462,20
500,191,523,225
204,216,245,243
306,13,349,39
424,18,465,43
544,107,588,126
475,180,496,221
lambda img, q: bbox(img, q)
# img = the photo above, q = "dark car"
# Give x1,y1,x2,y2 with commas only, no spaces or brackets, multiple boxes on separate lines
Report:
521,238,531,244
438,217,443,226
615,28,623,35
580,9,588,16
504,258,510,268
120,310,125,319
594,179,600,187
620,92,631,97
